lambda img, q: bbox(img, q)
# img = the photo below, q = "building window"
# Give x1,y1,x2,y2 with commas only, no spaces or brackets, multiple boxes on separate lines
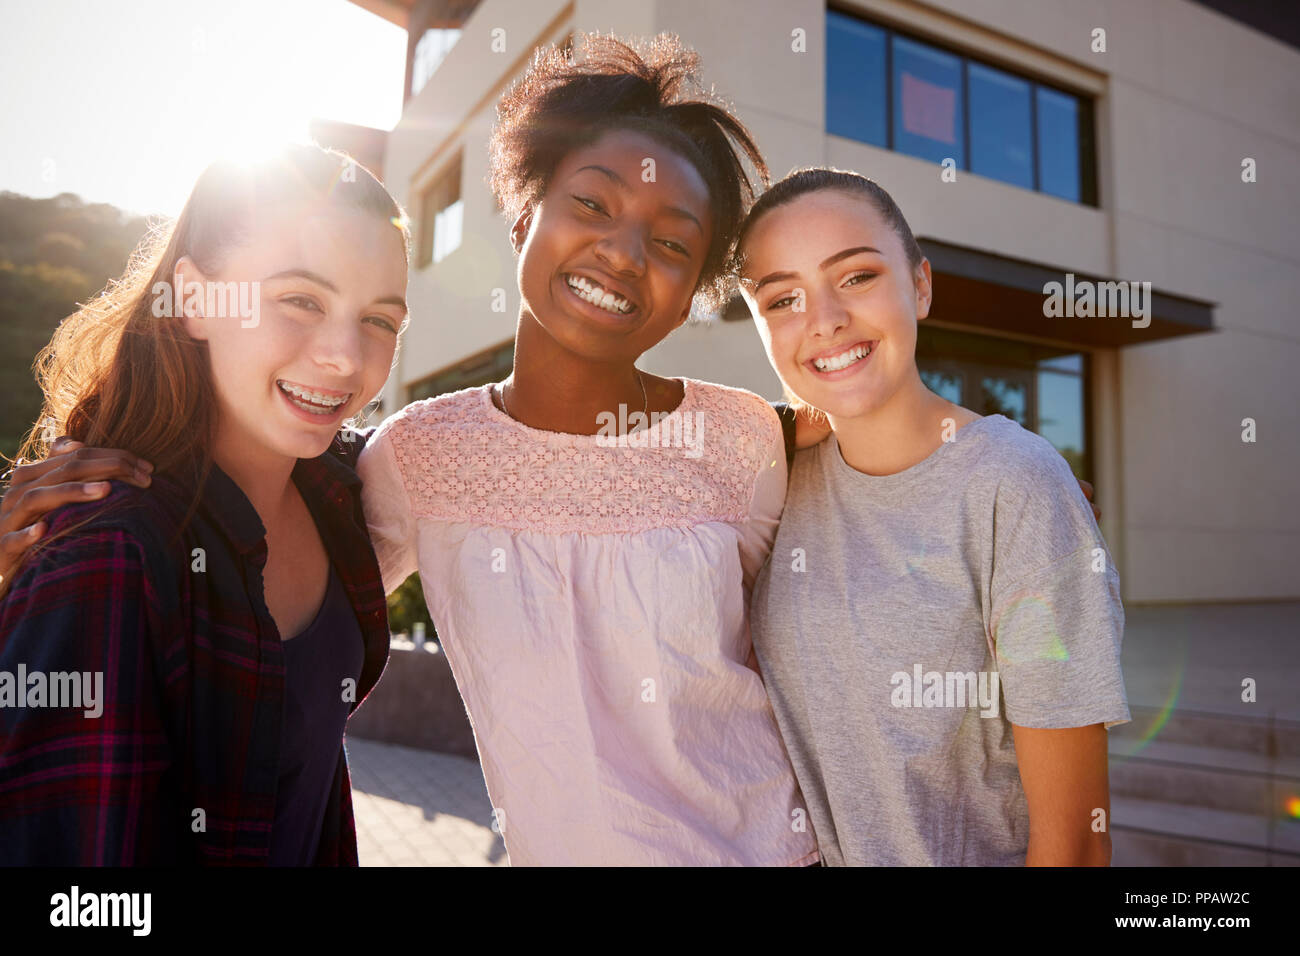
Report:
417,155,463,269
411,28,462,98
407,340,514,403
893,35,964,167
827,8,1097,205
916,325,1090,479
1036,86,1085,202
968,62,1033,189
827,15,887,147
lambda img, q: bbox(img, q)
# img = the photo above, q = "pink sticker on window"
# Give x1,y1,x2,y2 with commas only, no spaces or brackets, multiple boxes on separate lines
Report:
901,72,957,145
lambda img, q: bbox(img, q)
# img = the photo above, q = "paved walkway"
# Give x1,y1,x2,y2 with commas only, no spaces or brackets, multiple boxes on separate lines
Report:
346,736,507,866
347,602,1300,866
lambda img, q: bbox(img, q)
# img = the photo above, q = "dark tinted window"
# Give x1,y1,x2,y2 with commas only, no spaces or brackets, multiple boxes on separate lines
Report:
826,12,887,147
1037,86,1082,202
916,325,1090,479
892,36,964,166
968,62,1033,189
826,11,1094,205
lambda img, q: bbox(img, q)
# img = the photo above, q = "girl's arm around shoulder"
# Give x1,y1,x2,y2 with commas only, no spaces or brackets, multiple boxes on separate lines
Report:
0,520,176,865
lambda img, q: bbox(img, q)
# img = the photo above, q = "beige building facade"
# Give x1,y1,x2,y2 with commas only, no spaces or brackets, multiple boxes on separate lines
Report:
366,0,1299,606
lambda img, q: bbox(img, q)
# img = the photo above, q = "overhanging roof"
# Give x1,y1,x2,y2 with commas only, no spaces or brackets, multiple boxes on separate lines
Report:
346,0,479,30
920,238,1216,348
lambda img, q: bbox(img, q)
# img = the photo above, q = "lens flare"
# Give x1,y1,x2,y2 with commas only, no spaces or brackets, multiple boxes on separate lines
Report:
994,594,1069,663
1112,613,1187,761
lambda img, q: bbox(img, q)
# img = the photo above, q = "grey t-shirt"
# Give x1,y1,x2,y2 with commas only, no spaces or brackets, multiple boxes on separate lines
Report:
750,414,1130,866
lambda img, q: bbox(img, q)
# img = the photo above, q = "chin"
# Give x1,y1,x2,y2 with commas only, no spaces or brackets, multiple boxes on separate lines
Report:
804,386,885,421
273,427,339,460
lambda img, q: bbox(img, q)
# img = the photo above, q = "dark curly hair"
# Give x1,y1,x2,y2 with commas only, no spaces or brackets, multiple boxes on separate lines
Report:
488,32,768,313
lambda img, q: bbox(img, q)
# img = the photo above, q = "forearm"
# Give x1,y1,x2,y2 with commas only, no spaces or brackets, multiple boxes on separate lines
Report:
1025,816,1112,866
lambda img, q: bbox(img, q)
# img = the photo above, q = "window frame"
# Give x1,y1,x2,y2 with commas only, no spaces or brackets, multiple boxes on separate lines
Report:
416,152,464,270
827,6,1098,206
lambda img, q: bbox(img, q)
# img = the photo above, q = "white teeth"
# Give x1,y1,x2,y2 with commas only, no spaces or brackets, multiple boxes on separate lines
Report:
812,343,872,372
565,275,633,314
277,381,349,409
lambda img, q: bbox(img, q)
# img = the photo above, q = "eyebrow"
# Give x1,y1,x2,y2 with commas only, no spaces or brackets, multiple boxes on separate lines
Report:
263,268,407,313
574,164,705,238
751,245,884,292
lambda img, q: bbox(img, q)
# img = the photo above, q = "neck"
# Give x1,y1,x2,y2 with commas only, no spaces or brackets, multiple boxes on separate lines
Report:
828,372,966,477
504,309,645,434
209,425,299,528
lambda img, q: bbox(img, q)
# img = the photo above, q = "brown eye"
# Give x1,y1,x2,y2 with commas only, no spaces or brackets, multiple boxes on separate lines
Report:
283,295,322,312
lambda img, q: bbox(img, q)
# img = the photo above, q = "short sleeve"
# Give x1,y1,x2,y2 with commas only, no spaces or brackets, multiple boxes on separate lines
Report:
357,413,419,595
988,445,1130,730
736,403,789,594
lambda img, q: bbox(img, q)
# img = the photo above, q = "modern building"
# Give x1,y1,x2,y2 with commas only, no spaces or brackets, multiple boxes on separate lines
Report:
340,0,1300,865
351,0,1298,608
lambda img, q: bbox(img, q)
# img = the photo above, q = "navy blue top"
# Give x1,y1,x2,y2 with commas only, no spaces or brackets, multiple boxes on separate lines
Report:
269,563,365,866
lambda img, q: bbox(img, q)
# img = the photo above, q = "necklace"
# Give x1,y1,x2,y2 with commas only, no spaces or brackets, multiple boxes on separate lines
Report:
500,369,648,433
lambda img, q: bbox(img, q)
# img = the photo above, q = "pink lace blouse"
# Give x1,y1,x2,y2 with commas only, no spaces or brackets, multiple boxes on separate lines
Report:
357,378,819,866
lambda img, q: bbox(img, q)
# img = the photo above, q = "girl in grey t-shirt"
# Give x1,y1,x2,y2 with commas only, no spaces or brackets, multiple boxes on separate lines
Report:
733,169,1130,866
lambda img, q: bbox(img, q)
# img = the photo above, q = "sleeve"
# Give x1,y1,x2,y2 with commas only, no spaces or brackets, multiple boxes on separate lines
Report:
737,402,790,595
0,528,173,865
357,413,419,596
988,446,1130,731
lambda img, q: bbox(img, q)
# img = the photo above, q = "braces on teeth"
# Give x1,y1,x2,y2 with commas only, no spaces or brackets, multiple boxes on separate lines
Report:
278,381,349,409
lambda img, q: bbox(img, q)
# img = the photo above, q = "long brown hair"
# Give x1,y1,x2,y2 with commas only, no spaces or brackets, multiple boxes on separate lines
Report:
9,143,408,567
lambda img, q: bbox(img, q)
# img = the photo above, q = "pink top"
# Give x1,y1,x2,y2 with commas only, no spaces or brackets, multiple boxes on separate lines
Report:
357,378,819,866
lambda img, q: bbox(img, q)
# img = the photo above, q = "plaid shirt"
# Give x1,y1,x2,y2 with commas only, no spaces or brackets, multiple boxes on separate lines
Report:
0,432,389,865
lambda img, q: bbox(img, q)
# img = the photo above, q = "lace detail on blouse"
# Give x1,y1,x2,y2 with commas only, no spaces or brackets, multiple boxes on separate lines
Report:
383,379,780,535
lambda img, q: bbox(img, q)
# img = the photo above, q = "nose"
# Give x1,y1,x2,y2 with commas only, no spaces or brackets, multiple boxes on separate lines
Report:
309,314,362,379
806,285,851,339
593,223,646,276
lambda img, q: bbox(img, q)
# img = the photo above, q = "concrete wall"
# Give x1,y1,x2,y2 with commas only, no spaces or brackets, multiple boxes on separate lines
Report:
382,0,1300,602
347,643,479,757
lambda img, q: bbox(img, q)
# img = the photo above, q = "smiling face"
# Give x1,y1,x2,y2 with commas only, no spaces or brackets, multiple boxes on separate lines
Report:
179,202,408,464
513,127,714,362
738,189,932,419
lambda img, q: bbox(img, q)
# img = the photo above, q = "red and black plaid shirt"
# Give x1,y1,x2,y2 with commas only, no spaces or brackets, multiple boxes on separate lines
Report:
0,433,389,865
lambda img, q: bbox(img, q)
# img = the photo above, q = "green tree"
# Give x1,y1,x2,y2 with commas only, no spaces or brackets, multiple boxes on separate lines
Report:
0,191,150,460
